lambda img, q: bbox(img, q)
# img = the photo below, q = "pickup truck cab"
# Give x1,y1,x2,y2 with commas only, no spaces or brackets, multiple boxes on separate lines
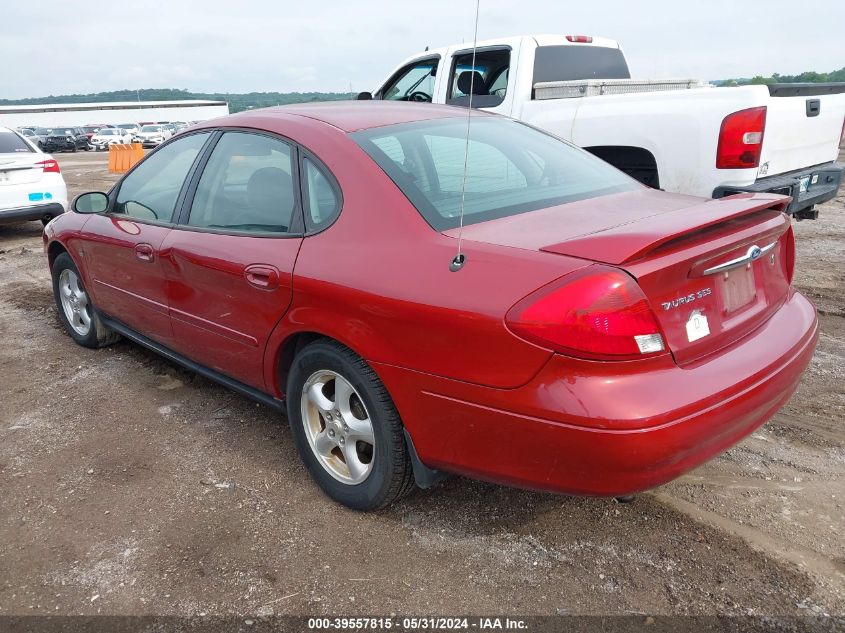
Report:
367,35,845,217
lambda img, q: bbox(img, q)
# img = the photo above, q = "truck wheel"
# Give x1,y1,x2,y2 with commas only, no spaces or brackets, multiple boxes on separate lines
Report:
52,253,120,348
287,339,415,510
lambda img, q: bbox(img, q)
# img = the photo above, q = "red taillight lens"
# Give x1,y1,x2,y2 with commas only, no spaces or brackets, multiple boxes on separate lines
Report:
36,159,60,174
716,106,767,169
505,265,666,360
565,35,594,43
784,226,795,284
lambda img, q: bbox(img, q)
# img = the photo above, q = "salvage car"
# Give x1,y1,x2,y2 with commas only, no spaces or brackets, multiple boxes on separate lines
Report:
44,102,818,510
43,126,90,153
0,126,67,226
90,127,134,150
134,124,172,148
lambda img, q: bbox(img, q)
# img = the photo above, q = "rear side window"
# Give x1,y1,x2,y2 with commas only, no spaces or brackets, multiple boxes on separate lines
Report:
352,117,638,231
301,157,340,230
0,131,34,153
114,132,210,222
187,132,296,234
533,45,630,83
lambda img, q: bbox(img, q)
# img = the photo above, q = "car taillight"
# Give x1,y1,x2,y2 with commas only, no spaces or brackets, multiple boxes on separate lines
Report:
784,225,795,284
505,265,666,361
565,35,593,43
716,106,767,169
36,159,60,174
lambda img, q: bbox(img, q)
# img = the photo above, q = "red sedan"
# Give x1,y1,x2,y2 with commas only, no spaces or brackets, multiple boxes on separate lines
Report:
43,102,818,510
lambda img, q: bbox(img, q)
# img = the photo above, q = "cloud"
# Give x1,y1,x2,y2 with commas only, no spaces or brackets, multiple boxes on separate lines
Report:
2,0,843,99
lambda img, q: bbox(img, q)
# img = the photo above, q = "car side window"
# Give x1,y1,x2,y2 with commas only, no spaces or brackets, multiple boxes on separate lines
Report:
114,132,210,222
186,132,296,234
379,57,438,102
302,157,340,230
447,48,511,108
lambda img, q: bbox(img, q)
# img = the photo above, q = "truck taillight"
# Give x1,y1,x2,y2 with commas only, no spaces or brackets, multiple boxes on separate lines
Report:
716,106,767,169
505,266,666,361
36,159,60,174
565,35,593,43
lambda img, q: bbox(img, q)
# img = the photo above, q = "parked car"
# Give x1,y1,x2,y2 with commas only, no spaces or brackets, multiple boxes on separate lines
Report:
90,128,133,150
365,35,845,219
116,123,141,136
82,125,111,140
29,128,51,150
44,102,818,510
43,126,90,153
134,124,172,148
0,126,67,226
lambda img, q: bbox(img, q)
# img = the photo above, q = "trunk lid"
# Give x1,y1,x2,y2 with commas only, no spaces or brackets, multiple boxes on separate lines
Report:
0,154,45,186
448,189,795,365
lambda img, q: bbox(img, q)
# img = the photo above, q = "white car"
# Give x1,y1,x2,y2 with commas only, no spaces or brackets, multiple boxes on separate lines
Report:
0,127,67,226
90,128,133,151
134,124,173,148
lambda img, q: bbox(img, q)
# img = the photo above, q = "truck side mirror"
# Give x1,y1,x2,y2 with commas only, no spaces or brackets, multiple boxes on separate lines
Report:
356,92,373,101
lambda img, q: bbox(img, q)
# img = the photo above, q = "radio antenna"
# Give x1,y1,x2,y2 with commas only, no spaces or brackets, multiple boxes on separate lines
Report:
449,0,481,273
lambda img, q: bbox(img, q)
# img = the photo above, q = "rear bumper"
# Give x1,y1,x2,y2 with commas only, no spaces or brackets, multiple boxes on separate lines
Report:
375,291,818,496
713,161,843,214
0,202,65,225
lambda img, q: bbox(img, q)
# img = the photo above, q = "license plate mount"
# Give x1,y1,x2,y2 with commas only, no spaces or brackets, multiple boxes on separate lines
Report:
722,266,756,314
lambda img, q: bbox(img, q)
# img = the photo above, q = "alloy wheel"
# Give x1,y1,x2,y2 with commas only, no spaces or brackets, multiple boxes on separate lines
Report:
58,269,92,336
301,370,376,484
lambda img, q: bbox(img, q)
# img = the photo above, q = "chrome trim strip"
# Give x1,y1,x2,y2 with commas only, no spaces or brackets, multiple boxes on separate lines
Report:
703,242,777,276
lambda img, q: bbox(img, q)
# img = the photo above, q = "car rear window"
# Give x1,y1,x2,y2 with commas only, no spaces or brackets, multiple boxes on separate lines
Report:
533,45,630,83
351,117,637,230
0,131,34,153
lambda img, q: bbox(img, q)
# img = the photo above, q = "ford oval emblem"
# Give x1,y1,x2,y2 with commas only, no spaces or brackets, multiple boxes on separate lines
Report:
748,245,763,260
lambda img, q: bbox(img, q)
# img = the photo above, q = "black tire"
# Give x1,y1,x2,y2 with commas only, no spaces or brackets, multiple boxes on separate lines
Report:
51,252,121,348
286,339,415,510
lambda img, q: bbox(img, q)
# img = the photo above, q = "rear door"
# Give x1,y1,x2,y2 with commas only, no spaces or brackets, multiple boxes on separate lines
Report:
161,130,304,390
80,131,212,345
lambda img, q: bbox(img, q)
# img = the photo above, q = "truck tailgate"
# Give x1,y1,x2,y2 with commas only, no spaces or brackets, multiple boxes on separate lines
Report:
759,90,845,178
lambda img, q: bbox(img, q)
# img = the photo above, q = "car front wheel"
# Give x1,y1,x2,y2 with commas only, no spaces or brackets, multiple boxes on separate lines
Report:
287,340,415,510
52,252,120,348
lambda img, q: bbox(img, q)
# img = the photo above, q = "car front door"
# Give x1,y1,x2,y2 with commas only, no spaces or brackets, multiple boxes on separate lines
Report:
160,130,303,390
80,131,212,345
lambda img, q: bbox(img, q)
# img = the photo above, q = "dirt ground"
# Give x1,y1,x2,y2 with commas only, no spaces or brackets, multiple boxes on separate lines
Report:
0,150,843,622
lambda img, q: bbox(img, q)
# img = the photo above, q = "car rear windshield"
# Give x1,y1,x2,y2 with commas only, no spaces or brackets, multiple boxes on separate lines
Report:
0,131,34,153
351,117,638,230
533,45,630,83
141,126,162,132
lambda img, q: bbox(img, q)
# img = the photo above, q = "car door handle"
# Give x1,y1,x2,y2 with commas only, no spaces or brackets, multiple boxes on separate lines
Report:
134,243,155,262
244,264,280,290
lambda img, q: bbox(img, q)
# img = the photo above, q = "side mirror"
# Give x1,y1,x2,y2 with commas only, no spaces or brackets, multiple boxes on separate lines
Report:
356,91,373,100
73,192,109,214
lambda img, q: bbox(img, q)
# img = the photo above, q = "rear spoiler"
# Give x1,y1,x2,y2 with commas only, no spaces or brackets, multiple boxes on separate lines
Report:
540,193,790,265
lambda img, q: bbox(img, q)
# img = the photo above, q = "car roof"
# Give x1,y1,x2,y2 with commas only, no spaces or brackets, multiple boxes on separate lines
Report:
224,101,490,133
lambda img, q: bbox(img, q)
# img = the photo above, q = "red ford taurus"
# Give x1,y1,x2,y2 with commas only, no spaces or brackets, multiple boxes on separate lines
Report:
43,102,818,510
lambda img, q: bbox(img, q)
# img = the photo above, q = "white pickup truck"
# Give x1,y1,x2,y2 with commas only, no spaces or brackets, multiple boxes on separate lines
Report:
361,34,845,218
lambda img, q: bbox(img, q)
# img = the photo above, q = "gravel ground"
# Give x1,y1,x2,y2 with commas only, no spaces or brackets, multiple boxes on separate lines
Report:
0,150,843,621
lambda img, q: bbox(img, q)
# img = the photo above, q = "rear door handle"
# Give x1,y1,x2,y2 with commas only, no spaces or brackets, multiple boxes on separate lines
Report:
244,264,280,290
134,243,155,262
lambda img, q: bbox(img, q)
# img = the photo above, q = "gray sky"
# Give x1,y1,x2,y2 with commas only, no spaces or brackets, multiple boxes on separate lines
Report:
3,0,843,99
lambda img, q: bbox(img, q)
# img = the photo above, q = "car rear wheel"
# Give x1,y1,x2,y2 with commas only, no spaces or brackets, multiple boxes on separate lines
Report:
287,339,415,510
52,252,120,348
